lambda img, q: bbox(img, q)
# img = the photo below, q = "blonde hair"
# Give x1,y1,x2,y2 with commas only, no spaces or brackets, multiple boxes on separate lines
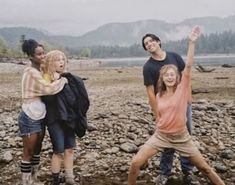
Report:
157,64,180,97
42,50,68,81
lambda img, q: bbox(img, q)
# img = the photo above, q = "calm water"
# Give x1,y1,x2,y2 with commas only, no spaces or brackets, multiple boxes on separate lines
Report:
97,55,235,68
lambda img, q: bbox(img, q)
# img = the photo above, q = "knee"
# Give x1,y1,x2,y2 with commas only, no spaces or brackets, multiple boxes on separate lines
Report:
53,153,64,160
130,156,143,170
64,148,74,155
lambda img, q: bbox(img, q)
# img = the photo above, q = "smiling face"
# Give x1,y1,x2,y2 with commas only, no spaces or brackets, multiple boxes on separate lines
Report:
163,68,177,87
143,36,161,53
158,64,180,96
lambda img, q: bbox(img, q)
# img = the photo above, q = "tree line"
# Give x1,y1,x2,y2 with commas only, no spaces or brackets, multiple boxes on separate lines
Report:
67,30,235,58
1,30,235,59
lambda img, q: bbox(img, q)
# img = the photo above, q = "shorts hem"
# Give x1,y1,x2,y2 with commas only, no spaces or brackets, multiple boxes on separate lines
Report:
53,146,75,154
19,129,42,137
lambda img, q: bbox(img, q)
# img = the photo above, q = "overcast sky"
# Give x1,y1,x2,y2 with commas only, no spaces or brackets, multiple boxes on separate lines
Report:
0,0,235,36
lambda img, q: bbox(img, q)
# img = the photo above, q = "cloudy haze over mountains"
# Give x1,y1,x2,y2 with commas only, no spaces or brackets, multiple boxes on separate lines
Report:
0,0,235,36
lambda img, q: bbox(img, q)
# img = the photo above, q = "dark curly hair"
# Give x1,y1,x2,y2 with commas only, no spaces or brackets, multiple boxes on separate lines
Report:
21,39,43,57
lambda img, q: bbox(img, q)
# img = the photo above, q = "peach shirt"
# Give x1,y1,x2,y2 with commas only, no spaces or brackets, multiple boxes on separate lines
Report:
156,72,191,134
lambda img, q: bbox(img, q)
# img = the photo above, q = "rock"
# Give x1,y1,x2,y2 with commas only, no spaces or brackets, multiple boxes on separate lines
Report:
87,123,98,132
120,143,138,153
215,164,228,173
0,150,13,163
220,150,234,159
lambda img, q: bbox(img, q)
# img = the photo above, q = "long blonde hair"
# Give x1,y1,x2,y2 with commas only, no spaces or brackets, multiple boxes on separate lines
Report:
157,64,180,97
41,50,67,81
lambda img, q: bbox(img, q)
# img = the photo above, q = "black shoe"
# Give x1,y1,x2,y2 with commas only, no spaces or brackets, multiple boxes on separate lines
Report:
51,179,60,185
183,172,200,185
51,173,62,185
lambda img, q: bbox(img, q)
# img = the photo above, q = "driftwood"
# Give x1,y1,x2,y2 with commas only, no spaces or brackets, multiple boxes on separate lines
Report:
221,64,235,68
192,88,211,94
195,65,216,72
214,77,229,80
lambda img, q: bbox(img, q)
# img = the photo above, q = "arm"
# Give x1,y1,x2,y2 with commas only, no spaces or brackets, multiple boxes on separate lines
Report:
184,26,201,75
146,85,158,120
29,69,67,96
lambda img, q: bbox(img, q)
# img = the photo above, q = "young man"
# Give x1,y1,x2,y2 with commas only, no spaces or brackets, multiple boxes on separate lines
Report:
142,33,199,185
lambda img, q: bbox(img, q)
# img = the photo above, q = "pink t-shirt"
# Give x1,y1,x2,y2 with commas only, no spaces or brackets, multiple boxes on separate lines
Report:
156,71,191,134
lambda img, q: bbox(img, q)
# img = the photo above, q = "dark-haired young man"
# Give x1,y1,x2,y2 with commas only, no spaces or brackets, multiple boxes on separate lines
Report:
141,33,199,185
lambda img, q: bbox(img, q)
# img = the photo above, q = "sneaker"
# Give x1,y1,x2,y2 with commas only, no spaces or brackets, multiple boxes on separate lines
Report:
65,176,78,185
32,166,44,185
32,174,44,185
155,174,168,185
183,172,200,185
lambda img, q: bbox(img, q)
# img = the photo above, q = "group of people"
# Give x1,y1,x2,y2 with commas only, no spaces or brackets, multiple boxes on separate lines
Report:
17,26,225,185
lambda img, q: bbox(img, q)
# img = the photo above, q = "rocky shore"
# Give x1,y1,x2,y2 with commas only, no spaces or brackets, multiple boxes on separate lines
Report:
0,62,234,185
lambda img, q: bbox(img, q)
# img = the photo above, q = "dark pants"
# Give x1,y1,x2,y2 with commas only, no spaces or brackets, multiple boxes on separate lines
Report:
159,104,194,175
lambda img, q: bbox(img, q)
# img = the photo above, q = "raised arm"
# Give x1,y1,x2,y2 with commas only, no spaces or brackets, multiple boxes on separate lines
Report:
184,26,201,74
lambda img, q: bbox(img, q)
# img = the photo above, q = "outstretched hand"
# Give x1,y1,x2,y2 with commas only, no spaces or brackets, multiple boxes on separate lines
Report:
188,26,201,43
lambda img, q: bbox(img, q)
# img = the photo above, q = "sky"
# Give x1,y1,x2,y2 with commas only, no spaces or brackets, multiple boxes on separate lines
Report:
0,0,235,36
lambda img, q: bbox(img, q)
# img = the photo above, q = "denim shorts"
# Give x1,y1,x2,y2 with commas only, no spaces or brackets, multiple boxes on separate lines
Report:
18,111,44,137
47,122,76,153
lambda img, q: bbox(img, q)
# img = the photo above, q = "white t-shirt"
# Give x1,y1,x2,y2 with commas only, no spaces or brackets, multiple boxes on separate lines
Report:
22,98,46,120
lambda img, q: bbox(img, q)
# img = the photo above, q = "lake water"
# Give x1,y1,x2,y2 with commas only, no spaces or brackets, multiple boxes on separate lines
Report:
97,55,235,68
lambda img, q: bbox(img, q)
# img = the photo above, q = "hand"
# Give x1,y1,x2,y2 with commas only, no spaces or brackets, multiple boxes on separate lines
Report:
188,26,201,43
54,72,60,80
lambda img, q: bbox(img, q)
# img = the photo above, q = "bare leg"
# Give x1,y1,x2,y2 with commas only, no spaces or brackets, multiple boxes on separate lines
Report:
21,133,41,184
34,127,45,155
189,153,225,185
128,145,158,185
64,148,75,183
51,153,63,173
22,133,39,161
64,148,74,170
31,130,45,181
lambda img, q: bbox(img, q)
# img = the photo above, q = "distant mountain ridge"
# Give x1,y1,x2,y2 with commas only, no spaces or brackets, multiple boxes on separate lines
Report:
0,15,235,48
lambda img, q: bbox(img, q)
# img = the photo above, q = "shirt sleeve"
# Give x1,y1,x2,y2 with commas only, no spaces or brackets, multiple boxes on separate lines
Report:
175,53,185,72
28,68,67,96
143,65,155,86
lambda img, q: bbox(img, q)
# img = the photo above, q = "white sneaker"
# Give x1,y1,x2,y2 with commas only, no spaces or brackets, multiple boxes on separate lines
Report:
31,165,44,185
22,173,32,185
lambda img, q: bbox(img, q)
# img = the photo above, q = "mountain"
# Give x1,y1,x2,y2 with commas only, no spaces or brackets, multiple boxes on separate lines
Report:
0,27,47,45
74,15,235,46
0,15,235,48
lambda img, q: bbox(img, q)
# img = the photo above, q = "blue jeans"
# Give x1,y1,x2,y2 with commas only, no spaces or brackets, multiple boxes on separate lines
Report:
47,122,76,154
159,104,194,175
